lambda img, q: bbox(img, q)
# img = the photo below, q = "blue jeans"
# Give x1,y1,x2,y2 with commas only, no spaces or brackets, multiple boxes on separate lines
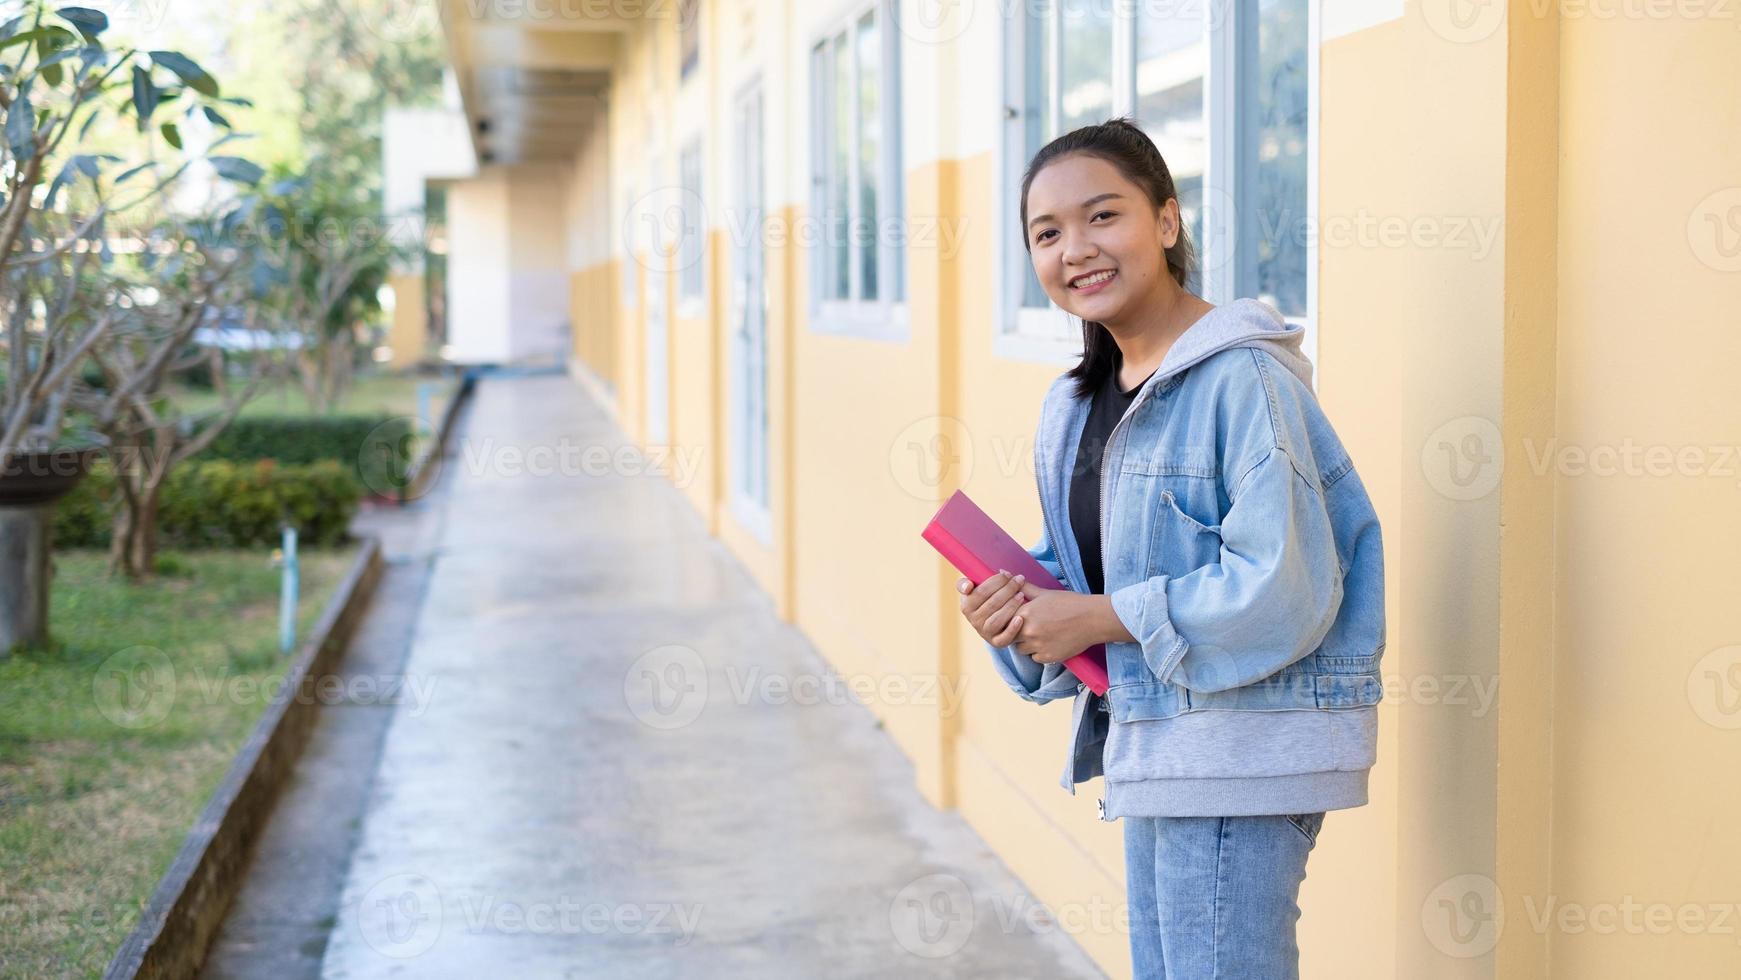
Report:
1123,812,1325,979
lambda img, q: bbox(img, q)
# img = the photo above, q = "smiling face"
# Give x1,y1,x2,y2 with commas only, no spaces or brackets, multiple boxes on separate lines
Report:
1023,152,1181,328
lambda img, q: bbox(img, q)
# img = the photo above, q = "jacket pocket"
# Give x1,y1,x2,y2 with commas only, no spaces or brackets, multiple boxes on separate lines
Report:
1143,488,1223,578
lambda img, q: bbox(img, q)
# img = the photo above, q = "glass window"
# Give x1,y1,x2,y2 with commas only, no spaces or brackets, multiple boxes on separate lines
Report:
857,11,880,300
1060,0,1112,132
1239,0,1308,318
809,0,906,321
679,0,700,80
1136,3,1207,278
678,141,705,304
1002,0,1314,339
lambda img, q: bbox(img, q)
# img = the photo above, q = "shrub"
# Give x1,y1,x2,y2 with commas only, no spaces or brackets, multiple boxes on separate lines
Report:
197,415,415,468
53,459,361,550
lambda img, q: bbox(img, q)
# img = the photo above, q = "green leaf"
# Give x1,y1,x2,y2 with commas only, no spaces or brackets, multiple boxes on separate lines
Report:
209,131,254,151
160,120,180,149
6,90,35,162
44,157,76,208
41,60,61,87
209,155,263,185
130,64,157,131
0,15,25,41
113,161,152,184
148,50,217,98
0,27,47,51
56,7,108,41
38,44,83,68
74,43,104,82
201,105,230,128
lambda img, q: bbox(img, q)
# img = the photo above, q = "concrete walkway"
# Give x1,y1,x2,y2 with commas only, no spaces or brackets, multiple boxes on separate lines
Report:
314,374,1104,979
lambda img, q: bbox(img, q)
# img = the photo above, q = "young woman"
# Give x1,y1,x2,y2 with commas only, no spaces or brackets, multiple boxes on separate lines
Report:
957,118,1385,979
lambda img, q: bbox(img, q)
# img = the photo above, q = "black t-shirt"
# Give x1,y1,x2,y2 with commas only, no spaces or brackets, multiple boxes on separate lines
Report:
1069,364,1157,595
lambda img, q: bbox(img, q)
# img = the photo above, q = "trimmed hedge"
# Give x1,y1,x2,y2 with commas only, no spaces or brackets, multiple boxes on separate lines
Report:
196,415,416,467
54,459,361,550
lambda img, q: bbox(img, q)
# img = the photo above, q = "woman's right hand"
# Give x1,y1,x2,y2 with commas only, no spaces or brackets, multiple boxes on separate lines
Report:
958,570,1029,648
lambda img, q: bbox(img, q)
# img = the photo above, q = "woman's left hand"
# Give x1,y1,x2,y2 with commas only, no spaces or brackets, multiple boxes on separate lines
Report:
1008,582,1116,665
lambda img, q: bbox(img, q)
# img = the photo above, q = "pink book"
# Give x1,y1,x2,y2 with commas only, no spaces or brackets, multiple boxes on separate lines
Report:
921,489,1111,696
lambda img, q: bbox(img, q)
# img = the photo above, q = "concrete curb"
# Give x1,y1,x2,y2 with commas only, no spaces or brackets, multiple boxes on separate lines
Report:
399,370,477,504
104,538,387,980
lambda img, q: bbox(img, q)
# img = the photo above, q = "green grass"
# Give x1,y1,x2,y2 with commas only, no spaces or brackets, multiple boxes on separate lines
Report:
170,371,453,422
0,547,359,977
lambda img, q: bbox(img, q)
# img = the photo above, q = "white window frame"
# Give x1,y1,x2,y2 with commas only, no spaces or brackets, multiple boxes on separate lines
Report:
679,0,701,82
994,0,1319,369
677,136,707,317
620,180,639,311
807,0,908,342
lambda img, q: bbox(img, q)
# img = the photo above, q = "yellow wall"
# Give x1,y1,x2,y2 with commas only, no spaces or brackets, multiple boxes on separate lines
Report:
510,5,1741,977
385,271,427,369
1551,16,1741,979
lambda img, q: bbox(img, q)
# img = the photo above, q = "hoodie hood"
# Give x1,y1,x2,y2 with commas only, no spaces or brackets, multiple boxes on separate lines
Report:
1146,297,1313,391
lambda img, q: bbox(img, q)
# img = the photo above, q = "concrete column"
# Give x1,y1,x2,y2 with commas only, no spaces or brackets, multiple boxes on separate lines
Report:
0,504,52,654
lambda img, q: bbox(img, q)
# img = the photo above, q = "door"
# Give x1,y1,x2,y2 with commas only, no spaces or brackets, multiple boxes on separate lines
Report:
643,167,670,447
729,82,770,528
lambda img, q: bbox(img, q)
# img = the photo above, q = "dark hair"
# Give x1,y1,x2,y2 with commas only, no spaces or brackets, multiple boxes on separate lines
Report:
1019,116,1198,399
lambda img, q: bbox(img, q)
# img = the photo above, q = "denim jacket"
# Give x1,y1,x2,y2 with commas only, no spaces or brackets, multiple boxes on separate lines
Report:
985,299,1386,819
